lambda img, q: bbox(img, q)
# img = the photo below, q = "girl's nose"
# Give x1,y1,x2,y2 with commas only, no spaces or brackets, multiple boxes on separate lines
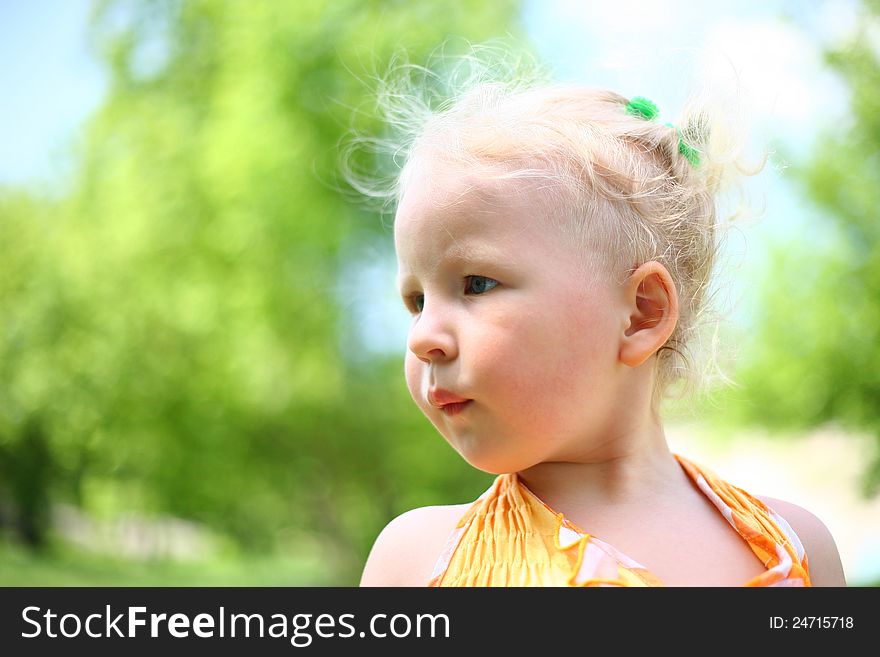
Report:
407,303,457,364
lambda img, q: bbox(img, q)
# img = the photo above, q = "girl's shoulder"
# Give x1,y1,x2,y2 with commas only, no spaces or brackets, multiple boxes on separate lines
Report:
756,494,847,586
360,502,474,587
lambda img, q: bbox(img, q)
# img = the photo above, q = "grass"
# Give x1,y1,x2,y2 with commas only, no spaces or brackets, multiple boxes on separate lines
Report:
0,540,342,587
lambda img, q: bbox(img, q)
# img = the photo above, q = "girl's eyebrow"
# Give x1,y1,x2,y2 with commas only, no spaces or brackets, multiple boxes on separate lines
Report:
443,241,505,264
396,241,506,293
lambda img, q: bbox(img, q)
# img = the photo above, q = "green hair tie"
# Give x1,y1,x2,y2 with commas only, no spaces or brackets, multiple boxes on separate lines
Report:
624,96,701,167
668,123,701,167
624,96,659,121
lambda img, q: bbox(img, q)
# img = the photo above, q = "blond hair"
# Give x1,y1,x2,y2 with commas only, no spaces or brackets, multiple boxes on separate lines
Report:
344,42,764,410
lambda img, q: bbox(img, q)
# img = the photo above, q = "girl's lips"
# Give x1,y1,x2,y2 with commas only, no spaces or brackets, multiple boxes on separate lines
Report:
428,388,470,407
440,400,472,416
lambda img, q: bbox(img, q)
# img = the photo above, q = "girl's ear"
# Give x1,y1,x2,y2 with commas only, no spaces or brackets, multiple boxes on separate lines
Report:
619,261,679,368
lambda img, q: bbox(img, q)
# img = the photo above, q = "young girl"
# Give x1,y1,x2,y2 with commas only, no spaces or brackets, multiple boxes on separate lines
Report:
356,50,847,587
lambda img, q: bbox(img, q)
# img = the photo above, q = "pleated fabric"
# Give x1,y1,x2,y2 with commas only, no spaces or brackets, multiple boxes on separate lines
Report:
429,453,811,587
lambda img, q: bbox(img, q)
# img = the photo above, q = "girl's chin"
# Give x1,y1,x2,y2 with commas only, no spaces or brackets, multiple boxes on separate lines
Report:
453,446,530,476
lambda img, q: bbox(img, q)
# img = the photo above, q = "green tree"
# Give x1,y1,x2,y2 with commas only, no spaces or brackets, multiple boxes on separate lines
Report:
710,0,880,496
0,0,520,582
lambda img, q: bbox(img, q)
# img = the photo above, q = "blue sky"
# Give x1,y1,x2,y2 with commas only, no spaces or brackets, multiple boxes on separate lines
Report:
0,0,105,188
523,0,855,161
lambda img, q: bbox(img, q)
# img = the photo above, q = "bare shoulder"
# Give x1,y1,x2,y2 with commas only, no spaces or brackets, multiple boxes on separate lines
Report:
757,495,847,587
360,502,474,587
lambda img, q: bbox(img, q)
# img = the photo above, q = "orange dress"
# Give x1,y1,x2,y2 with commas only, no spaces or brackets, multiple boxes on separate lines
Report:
428,453,811,587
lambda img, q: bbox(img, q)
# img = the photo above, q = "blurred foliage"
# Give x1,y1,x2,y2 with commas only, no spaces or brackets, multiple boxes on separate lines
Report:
702,0,880,497
0,0,521,583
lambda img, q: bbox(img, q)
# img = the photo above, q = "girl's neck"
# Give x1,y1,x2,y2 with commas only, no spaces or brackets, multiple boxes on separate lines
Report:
515,427,691,514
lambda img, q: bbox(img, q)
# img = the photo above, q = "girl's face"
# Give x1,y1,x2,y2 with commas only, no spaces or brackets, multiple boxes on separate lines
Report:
394,159,628,474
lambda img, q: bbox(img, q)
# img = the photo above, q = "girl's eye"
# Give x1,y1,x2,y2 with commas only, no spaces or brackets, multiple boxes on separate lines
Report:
404,276,498,314
465,275,499,296
407,293,424,314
